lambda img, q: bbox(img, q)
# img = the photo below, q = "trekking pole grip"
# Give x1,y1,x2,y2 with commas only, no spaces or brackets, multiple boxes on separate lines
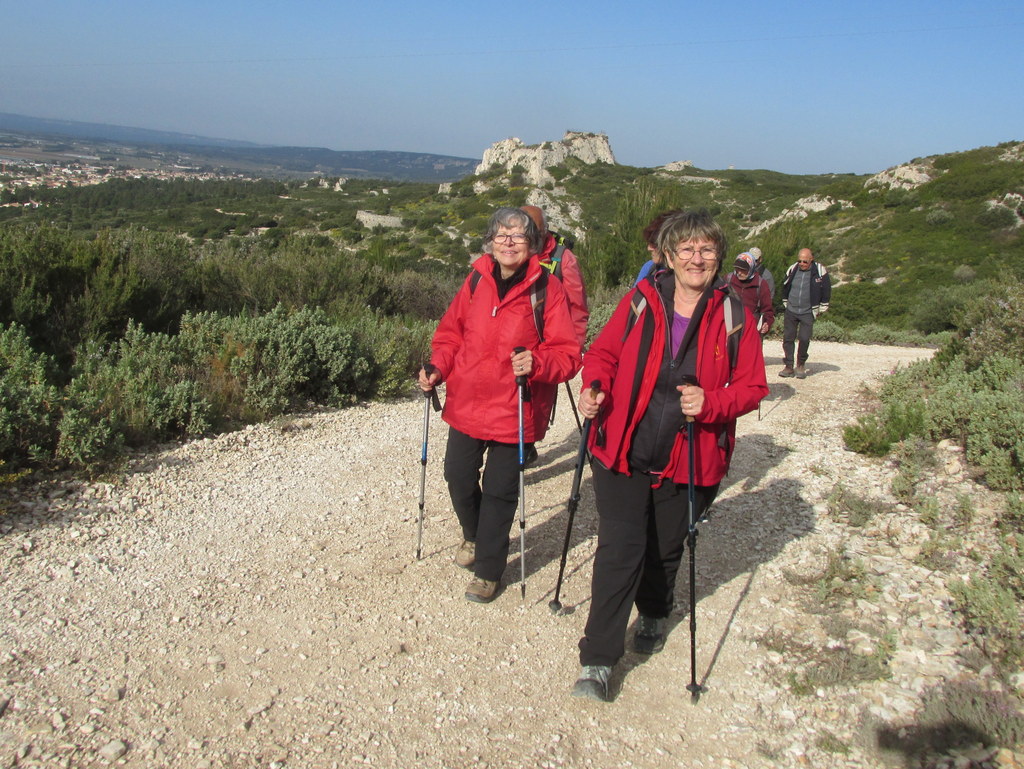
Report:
680,374,698,424
423,363,441,411
512,346,528,387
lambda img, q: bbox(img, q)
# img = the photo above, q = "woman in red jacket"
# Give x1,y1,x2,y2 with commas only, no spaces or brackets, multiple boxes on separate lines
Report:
418,207,582,604
571,210,768,701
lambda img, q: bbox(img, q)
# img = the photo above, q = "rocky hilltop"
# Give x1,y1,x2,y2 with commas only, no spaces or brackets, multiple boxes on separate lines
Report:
475,131,616,187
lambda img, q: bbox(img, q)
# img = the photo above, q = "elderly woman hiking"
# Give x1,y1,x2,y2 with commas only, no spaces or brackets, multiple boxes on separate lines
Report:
418,207,582,604
571,209,768,701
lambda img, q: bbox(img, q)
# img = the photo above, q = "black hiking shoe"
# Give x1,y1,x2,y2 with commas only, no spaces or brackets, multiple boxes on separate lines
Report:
779,365,795,378
633,614,667,655
571,665,611,702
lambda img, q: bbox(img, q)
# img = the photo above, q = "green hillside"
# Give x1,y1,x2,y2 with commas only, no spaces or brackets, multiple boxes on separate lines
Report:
1,138,1021,472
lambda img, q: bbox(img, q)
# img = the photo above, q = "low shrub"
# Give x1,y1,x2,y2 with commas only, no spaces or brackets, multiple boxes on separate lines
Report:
950,535,1024,676
0,323,60,467
57,323,212,465
879,678,1024,764
809,318,849,343
180,305,376,420
348,312,434,400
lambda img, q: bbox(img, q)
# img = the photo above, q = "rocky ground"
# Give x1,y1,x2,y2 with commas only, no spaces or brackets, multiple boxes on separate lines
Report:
1,341,1021,768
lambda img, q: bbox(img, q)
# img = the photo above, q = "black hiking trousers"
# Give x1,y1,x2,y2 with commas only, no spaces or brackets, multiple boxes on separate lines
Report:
444,427,532,583
579,461,719,668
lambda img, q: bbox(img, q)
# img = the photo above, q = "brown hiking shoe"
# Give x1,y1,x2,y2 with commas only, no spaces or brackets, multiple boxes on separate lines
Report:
465,577,498,603
454,540,475,569
779,365,795,378
795,364,807,379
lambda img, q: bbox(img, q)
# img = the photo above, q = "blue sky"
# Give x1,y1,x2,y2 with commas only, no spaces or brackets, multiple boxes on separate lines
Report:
3,1,1022,174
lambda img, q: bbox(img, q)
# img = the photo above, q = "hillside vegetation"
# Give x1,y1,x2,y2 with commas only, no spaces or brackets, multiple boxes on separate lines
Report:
0,138,1022,474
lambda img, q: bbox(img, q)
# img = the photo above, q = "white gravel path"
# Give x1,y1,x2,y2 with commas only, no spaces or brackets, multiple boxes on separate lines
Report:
5,341,982,769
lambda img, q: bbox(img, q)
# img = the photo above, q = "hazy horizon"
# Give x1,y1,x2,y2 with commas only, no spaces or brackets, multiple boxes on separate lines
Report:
3,1,1023,175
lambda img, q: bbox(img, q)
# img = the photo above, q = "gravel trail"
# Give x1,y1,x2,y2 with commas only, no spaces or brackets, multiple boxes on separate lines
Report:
7,340,992,769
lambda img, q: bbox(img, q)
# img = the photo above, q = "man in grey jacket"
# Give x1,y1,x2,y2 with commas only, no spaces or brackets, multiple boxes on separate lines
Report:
779,248,831,378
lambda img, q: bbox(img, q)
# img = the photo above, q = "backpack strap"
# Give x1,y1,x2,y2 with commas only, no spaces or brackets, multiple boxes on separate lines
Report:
530,268,548,342
722,294,744,382
541,243,566,281
622,285,649,342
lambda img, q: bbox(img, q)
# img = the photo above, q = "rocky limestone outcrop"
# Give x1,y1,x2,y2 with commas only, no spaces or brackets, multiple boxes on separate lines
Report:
659,160,694,171
864,162,940,191
523,189,584,241
747,194,855,238
475,131,616,186
999,142,1024,162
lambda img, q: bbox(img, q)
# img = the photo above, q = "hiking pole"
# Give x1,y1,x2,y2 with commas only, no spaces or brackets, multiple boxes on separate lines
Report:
565,381,583,433
680,374,705,702
514,347,532,599
550,379,600,615
416,364,441,561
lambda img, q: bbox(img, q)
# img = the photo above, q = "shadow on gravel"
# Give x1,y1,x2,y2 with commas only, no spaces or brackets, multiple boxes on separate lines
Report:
753,382,796,423
607,464,815,700
509,429,808,697
505,428,600,601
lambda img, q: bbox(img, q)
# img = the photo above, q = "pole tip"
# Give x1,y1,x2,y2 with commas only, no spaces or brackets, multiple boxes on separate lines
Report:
548,599,562,614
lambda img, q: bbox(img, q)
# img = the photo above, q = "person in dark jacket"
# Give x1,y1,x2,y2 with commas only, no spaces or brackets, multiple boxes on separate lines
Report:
570,210,768,701
779,248,831,378
418,207,581,604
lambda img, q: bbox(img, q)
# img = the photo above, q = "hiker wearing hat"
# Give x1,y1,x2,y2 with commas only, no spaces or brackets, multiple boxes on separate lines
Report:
726,253,774,336
779,248,831,379
418,207,581,603
748,246,775,299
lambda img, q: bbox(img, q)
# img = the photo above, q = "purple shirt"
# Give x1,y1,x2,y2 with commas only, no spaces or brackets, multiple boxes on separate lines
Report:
671,312,690,358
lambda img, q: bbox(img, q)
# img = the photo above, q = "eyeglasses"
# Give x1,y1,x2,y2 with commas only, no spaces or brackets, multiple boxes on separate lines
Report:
493,233,528,244
675,246,718,260
798,260,813,265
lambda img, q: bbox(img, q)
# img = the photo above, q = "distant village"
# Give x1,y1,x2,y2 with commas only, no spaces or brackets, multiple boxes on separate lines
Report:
0,151,250,208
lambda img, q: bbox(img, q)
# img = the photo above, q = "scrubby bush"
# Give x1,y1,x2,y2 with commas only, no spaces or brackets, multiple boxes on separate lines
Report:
951,535,1024,677
845,280,1024,490
0,323,60,466
180,305,375,420
843,398,926,457
809,318,850,343
56,323,212,465
348,312,435,399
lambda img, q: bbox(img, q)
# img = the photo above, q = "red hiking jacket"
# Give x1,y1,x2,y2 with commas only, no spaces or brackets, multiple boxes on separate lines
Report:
430,254,582,444
539,233,589,348
583,280,768,487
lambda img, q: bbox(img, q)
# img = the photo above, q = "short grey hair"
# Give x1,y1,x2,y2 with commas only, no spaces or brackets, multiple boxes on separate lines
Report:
656,209,728,276
484,207,545,254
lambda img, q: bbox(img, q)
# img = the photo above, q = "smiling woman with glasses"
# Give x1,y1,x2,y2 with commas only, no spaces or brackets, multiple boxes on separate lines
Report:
418,207,582,605
569,209,768,702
